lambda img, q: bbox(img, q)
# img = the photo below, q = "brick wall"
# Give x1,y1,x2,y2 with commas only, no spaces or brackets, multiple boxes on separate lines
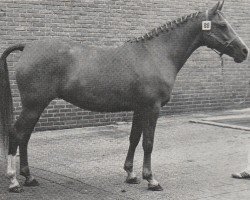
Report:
0,0,249,131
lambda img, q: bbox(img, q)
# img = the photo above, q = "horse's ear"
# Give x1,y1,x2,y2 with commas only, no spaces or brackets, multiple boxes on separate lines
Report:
217,0,225,11
210,1,221,15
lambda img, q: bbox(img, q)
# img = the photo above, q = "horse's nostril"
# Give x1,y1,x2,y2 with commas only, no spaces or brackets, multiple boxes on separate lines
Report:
242,48,248,56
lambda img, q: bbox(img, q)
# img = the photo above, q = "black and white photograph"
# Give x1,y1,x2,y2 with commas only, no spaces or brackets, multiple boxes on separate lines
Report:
0,0,249,199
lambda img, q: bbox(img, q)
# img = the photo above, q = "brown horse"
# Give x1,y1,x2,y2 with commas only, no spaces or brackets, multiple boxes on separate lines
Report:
0,0,248,193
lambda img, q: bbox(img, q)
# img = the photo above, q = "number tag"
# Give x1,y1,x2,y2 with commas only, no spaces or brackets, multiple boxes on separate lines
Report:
202,21,211,30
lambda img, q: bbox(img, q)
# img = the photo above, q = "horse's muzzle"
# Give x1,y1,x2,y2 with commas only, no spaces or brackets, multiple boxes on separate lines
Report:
234,49,248,63
232,38,249,63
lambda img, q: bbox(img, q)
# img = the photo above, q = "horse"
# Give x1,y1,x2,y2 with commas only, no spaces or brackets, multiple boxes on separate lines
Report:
0,0,248,193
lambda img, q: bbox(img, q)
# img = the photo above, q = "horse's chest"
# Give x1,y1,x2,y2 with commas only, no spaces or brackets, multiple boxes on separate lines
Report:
157,82,173,101
139,77,174,105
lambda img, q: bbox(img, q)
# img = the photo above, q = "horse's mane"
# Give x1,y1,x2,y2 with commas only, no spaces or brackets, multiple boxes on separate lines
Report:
127,11,202,43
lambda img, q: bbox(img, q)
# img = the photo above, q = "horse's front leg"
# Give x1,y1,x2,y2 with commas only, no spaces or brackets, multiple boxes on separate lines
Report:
124,111,143,184
141,103,163,191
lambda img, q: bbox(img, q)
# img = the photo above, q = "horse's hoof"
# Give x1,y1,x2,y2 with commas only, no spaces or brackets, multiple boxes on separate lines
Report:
24,179,40,187
148,184,163,191
9,186,24,193
125,177,140,184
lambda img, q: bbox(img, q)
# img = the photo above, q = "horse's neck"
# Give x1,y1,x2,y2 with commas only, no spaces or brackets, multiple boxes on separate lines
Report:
145,18,203,72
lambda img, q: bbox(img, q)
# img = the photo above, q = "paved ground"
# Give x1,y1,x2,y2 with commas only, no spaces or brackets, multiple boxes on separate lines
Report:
1,109,250,200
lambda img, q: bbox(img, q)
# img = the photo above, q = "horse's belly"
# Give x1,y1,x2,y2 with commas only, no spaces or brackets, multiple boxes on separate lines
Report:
67,97,134,112
60,84,135,112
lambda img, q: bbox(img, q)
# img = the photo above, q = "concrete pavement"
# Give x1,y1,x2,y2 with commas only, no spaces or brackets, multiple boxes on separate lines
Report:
1,109,250,200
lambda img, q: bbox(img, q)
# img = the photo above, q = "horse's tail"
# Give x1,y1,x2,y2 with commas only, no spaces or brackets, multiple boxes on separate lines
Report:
0,44,25,158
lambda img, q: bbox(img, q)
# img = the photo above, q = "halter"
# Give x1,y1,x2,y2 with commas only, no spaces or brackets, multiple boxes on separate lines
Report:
203,10,238,58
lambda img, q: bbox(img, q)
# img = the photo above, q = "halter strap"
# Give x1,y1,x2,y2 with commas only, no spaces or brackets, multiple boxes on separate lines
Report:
205,10,209,20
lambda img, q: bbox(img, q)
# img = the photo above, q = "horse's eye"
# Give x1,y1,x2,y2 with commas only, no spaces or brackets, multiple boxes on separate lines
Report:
218,23,227,28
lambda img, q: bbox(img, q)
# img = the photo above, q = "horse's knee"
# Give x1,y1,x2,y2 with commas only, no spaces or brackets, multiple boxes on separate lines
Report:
143,140,153,154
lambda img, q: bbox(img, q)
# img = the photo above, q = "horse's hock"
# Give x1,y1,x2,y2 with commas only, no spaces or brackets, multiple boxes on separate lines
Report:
0,0,249,131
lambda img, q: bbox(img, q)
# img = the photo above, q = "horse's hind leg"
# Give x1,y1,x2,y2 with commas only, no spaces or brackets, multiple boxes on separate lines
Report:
124,111,143,184
7,102,49,192
7,137,20,192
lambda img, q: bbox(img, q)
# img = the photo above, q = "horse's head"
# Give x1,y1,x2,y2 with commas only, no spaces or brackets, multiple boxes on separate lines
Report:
202,0,248,63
